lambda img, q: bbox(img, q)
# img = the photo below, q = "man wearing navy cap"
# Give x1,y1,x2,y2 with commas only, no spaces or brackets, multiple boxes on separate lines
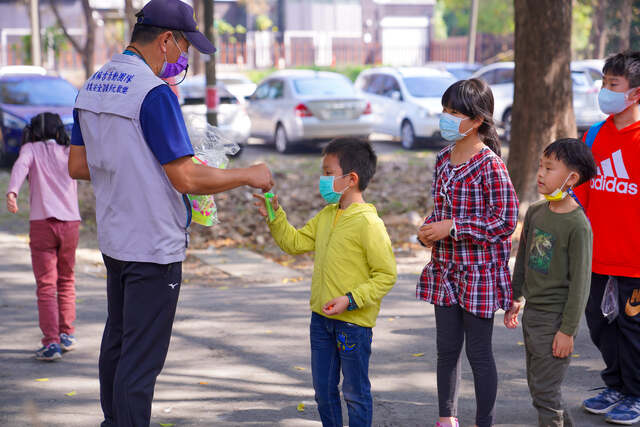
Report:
68,1,273,425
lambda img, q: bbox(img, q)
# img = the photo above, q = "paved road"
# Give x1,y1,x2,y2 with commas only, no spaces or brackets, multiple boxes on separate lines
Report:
0,230,609,426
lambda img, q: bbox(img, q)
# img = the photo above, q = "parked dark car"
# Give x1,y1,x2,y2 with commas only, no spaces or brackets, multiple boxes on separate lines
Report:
0,66,77,165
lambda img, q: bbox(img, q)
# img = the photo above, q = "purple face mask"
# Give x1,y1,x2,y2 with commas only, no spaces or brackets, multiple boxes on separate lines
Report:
159,36,189,79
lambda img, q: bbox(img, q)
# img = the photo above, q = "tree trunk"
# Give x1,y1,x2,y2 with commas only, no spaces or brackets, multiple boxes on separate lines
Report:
618,0,632,52
589,0,608,58
124,0,137,44
508,0,576,206
50,0,95,80
192,0,203,75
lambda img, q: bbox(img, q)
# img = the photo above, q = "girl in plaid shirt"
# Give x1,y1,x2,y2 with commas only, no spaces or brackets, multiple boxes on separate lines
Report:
416,79,519,427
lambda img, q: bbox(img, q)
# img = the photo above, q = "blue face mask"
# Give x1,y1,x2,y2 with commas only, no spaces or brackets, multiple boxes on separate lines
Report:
319,175,348,204
439,112,472,141
598,87,638,115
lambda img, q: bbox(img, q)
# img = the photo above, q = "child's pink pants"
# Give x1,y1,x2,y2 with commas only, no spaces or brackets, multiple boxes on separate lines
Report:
29,218,80,346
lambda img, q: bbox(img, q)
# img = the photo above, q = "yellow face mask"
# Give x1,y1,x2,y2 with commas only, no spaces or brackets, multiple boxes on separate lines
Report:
543,173,573,202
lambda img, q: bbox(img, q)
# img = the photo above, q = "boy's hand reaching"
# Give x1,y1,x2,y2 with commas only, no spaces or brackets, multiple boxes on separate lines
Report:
504,300,523,329
252,193,279,217
322,296,349,316
6,192,18,214
552,331,574,358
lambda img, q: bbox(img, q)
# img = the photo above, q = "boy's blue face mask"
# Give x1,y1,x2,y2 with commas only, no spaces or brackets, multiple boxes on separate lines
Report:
439,112,473,141
319,175,348,204
598,87,638,115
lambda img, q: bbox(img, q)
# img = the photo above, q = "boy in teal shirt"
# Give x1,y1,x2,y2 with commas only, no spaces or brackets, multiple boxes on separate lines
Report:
254,138,397,426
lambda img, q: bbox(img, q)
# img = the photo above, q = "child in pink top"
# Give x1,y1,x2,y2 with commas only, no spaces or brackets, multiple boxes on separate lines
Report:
5,112,81,361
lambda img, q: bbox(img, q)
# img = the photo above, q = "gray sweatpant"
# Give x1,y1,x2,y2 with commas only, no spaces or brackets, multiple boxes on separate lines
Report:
522,306,575,427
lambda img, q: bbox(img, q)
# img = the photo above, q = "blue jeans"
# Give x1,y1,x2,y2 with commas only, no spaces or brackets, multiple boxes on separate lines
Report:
310,312,373,427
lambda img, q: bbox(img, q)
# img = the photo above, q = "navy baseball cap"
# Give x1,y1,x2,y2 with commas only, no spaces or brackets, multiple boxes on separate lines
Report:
136,0,216,54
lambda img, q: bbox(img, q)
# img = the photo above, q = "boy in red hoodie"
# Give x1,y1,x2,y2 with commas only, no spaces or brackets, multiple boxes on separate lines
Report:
575,51,640,425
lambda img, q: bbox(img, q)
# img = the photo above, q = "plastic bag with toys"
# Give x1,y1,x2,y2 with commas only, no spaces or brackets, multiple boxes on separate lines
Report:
184,114,240,226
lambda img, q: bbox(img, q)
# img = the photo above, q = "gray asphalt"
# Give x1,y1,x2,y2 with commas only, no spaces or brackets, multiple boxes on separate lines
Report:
0,229,610,427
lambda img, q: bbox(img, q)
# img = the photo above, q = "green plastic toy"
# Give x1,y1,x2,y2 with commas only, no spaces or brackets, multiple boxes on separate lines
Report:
264,192,276,222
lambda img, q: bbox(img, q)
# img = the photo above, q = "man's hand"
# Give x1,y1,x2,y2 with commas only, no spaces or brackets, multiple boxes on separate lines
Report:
6,192,18,213
253,193,279,217
246,163,274,192
420,220,453,243
504,300,523,329
552,331,574,358
322,296,349,316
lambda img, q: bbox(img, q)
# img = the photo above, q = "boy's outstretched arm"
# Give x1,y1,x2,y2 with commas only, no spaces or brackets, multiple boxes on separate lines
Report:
254,193,318,255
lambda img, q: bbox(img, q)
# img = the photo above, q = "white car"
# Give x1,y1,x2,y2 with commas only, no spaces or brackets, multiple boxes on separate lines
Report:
246,70,373,153
355,67,457,149
178,72,257,105
181,83,250,146
472,61,607,140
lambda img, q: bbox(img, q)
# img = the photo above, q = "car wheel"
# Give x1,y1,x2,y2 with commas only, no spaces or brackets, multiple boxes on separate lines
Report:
502,109,512,143
274,124,290,154
401,120,416,150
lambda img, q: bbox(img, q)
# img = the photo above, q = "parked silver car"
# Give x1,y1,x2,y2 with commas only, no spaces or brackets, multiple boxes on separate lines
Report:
472,61,607,140
245,70,373,153
355,67,457,149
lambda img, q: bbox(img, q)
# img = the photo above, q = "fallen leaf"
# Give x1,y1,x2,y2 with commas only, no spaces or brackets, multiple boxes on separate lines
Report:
294,366,306,371
297,403,305,412
572,354,580,358
517,341,525,346
265,330,273,334
218,286,229,290
198,381,208,385
35,378,49,382
65,391,76,397
282,278,289,284
388,318,394,322
159,424,175,427
412,353,425,357
75,298,84,303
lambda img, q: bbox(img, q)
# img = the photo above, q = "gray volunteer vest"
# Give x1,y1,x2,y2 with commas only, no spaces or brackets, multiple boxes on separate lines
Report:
75,53,190,264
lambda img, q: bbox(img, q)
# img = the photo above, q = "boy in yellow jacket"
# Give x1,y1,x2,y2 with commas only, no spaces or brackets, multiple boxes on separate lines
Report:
254,138,397,427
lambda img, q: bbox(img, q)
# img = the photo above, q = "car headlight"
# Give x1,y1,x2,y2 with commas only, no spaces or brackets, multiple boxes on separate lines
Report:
3,113,26,130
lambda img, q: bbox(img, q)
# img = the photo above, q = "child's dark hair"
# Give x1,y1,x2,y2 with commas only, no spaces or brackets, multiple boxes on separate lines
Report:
22,112,69,146
322,138,377,191
441,78,501,156
543,138,597,186
603,51,640,88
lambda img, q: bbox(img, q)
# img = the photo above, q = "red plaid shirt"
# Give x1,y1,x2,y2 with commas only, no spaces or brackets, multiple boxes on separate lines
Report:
416,146,519,318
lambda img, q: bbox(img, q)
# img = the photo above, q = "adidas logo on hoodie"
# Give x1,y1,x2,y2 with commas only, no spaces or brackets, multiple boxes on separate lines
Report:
590,149,638,195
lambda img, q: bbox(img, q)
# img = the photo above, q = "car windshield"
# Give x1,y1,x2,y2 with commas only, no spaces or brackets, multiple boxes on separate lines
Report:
402,76,457,98
0,78,77,106
293,77,355,96
571,71,590,87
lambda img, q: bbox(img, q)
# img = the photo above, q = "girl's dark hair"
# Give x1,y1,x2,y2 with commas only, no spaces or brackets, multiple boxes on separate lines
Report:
22,112,69,146
441,78,501,156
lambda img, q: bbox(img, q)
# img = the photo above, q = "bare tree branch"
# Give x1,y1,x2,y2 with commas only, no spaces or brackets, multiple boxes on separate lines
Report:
49,0,82,54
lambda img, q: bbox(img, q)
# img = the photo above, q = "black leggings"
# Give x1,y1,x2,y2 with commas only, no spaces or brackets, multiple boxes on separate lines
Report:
434,304,497,427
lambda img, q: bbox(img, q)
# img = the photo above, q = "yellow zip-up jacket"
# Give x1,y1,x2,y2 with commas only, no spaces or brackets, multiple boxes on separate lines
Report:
268,202,397,328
